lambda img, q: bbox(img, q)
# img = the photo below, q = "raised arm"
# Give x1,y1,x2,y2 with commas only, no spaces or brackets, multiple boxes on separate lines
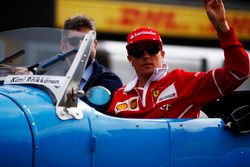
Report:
188,0,250,106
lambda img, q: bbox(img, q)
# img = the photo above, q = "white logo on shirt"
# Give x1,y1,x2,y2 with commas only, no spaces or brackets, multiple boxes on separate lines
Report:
157,83,177,103
160,104,171,111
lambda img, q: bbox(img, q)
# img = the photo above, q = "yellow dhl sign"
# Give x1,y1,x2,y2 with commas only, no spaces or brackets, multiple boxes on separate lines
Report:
55,0,250,40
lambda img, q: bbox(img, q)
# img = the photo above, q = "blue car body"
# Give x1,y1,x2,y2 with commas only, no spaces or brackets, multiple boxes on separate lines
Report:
1,84,250,167
0,28,250,167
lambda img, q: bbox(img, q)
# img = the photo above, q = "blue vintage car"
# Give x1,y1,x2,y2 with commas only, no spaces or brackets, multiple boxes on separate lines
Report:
0,27,250,167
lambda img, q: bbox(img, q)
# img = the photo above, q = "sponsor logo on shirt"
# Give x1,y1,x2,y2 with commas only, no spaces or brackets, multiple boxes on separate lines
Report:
157,83,177,103
152,89,159,97
130,98,138,110
115,103,128,112
115,97,139,113
160,104,171,111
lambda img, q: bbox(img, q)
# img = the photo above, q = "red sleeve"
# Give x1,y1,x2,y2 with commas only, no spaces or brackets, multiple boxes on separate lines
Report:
215,28,250,94
186,28,249,106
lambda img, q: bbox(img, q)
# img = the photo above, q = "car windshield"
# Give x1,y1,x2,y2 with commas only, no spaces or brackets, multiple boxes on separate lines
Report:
0,27,82,77
0,27,96,109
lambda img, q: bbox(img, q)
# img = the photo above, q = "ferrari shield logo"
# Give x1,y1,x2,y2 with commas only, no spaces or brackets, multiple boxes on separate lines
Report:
152,89,159,97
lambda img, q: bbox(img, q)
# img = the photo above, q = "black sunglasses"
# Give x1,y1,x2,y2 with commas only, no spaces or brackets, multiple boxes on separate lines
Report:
67,36,83,46
128,45,161,58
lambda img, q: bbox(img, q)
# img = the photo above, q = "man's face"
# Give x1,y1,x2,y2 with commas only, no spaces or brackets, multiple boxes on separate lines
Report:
127,41,164,79
61,27,97,65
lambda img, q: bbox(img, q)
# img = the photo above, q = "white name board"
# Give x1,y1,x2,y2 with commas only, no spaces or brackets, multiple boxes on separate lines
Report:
4,75,66,88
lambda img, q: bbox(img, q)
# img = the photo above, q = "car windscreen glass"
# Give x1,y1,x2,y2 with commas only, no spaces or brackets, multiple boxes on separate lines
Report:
0,27,79,76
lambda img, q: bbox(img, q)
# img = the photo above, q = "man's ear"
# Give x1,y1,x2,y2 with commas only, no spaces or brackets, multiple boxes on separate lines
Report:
60,40,67,53
161,50,165,62
93,39,97,49
127,55,132,66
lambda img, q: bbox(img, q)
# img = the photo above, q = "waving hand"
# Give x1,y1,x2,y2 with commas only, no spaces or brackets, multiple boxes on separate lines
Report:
204,0,229,32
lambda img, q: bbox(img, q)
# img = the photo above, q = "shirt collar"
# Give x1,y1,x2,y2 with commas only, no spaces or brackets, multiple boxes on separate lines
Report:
124,64,168,92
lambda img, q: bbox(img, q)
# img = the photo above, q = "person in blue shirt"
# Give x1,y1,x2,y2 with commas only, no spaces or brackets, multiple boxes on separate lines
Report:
61,14,123,111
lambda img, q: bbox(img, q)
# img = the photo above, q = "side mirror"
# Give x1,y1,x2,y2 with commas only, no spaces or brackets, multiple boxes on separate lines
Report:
86,86,111,106
224,105,250,134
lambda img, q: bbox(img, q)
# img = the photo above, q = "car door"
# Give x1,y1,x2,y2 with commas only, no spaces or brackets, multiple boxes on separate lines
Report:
169,118,250,167
89,112,171,167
